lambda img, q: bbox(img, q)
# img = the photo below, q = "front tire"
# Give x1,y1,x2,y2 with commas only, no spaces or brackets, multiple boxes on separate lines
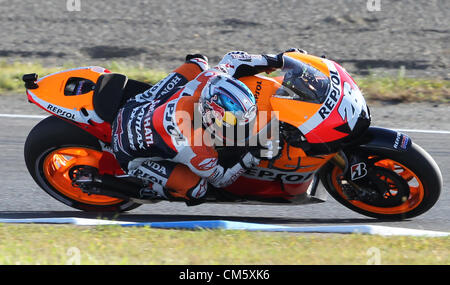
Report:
320,142,442,220
24,116,141,212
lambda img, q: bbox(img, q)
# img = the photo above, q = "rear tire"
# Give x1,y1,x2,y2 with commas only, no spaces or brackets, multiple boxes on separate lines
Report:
24,116,141,212
320,142,442,220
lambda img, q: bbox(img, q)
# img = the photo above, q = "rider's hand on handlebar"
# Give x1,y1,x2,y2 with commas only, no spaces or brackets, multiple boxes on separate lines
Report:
263,48,308,70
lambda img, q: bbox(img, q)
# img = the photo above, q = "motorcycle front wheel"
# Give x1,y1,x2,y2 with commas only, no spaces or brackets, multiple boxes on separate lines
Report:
320,142,442,220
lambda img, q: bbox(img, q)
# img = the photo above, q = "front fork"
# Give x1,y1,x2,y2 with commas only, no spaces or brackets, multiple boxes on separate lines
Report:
329,151,366,197
330,151,347,172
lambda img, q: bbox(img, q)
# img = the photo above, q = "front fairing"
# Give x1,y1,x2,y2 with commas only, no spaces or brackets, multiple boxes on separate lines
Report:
301,61,371,153
270,53,371,154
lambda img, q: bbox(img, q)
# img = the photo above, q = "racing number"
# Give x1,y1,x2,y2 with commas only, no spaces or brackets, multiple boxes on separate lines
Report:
338,82,365,130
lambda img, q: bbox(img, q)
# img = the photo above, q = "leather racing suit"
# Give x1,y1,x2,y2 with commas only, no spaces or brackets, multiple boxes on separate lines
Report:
111,51,281,204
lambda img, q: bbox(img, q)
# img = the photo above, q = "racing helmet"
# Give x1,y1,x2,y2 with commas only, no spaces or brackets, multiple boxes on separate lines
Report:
199,73,257,145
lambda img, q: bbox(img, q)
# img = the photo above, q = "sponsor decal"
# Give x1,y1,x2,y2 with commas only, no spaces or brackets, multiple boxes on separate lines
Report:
141,100,159,147
159,75,183,96
393,132,410,150
230,53,252,61
227,52,262,62
243,168,314,183
393,132,401,149
129,101,160,150
298,61,341,135
132,161,171,185
400,135,409,150
191,179,207,198
134,107,146,149
318,69,341,120
300,62,368,137
112,109,130,155
127,108,138,151
142,160,168,176
143,111,154,146
135,89,157,103
132,168,165,185
164,102,177,136
350,162,368,180
164,101,187,146
47,104,76,120
135,73,184,103
190,156,218,171
254,81,262,102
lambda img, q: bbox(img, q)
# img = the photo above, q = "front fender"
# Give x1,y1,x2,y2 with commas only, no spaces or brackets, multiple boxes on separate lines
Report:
347,127,412,153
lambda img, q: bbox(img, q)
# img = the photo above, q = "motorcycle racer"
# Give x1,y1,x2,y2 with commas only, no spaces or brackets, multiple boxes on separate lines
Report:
111,50,288,205
23,46,443,219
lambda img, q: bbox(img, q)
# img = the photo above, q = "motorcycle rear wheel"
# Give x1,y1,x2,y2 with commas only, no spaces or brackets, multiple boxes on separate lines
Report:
320,142,442,220
24,116,141,212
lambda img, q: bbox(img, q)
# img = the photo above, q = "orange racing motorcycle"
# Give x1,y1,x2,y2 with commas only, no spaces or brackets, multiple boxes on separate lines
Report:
22,51,442,219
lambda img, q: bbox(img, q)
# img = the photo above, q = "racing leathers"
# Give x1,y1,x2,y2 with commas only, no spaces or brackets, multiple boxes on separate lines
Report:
111,51,281,205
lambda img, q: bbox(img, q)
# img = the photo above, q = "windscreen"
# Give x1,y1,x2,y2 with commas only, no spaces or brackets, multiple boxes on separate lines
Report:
275,57,330,104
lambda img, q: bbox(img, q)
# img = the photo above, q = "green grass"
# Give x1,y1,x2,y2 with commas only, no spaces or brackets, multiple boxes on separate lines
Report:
0,60,448,103
0,224,448,265
355,75,450,103
0,60,167,94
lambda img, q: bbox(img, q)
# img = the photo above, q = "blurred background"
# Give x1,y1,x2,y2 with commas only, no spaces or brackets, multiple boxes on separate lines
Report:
0,0,448,79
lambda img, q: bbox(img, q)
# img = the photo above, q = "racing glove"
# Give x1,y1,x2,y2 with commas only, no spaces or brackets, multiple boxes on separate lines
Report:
263,48,308,71
206,152,260,189
217,51,281,78
185,53,209,70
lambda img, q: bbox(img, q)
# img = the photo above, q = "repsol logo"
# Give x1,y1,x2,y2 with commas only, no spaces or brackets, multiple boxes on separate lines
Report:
318,70,341,120
164,102,185,144
254,81,262,102
47,104,75,120
244,168,314,183
165,102,175,121
133,168,164,185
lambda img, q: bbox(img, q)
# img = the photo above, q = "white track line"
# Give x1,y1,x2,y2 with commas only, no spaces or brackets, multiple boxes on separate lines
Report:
393,128,450,134
0,113,47,119
0,217,448,237
1,114,450,134
0,217,128,226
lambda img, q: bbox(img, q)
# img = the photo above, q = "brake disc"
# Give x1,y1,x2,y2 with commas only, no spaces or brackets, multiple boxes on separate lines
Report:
357,166,410,207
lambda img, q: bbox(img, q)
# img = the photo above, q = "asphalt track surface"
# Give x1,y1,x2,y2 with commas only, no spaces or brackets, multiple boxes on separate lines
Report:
0,103,448,232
